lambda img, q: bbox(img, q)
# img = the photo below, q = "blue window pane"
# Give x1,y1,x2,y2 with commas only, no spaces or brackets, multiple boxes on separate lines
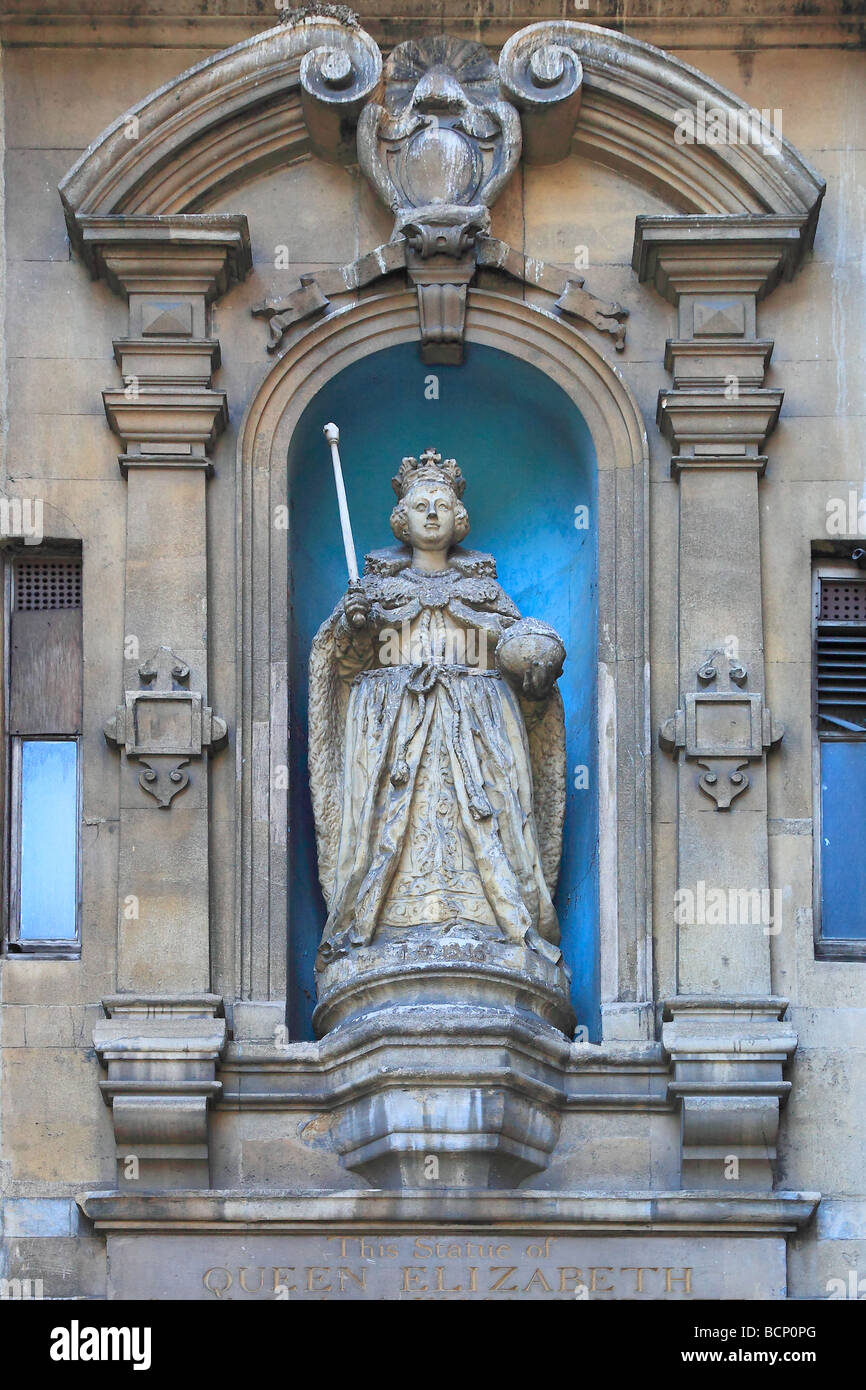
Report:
821,740,866,939
19,740,78,940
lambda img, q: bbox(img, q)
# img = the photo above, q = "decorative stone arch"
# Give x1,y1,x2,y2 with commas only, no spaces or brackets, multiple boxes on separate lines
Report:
236,284,651,1040
58,18,823,229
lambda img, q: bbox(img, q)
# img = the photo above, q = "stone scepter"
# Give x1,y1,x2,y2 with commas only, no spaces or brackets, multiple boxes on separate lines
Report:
323,421,367,630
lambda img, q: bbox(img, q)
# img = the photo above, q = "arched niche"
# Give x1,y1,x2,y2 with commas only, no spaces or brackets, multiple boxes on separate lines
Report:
236,287,651,1042
287,342,598,1037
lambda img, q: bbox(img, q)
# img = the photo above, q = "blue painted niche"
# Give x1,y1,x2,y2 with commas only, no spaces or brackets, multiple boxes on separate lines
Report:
287,342,599,1039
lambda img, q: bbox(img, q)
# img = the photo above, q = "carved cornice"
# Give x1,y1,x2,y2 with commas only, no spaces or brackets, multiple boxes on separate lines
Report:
113,338,221,390
58,18,825,228
656,387,784,462
78,1189,821,1237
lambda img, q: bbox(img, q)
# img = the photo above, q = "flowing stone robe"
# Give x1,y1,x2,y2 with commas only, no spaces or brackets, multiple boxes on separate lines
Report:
308,545,566,965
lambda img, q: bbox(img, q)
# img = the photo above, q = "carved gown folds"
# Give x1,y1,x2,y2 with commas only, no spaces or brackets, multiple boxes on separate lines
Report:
309,546,566,964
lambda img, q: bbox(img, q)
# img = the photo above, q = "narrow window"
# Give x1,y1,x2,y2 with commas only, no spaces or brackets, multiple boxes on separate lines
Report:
814,564,866,956
5,550,82,953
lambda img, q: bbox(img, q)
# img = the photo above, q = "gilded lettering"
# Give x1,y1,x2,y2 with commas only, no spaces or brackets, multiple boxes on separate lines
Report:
589,1267,615,1293
664,1267,693,1294
622,1266,658,1295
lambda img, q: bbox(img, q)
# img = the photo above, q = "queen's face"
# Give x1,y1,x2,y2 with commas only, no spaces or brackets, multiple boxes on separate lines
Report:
405,483,457,551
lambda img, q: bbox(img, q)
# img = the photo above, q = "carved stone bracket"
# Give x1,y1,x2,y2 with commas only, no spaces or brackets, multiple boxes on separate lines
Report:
663,997,797,1190
104,646,227,807
660,662,783,810
93,995,226,1189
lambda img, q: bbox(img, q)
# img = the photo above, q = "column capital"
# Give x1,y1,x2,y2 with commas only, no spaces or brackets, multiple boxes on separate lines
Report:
632,213,815,304
74,213,252,301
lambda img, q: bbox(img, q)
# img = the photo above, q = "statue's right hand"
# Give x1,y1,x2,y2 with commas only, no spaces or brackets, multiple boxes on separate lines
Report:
343,584,371,630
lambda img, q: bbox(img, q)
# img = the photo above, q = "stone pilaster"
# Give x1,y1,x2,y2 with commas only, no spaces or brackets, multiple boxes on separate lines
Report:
634,214,812,1187
74,214,250,1185
77,214,250,995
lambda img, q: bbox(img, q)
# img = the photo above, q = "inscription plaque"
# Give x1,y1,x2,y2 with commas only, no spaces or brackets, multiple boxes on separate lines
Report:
106,1231,786,1301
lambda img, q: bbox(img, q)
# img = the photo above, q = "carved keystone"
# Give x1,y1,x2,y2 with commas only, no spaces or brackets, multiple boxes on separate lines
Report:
104,646,227,807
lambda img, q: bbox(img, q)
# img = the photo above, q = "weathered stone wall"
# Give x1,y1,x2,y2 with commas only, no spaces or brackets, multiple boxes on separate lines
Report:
0,5,863,1300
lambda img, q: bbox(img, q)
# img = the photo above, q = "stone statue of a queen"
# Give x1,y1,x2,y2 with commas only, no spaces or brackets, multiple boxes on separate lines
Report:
308,447,568,978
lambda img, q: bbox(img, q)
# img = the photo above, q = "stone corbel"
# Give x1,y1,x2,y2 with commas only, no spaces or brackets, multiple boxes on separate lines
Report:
104,646,228,808
663,998,797,1190
93,995,226,1189
660,660,783,809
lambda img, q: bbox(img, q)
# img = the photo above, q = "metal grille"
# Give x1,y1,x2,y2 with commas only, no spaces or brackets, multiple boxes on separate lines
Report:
817,577,866,734
819,579,866,622
14,556,82,612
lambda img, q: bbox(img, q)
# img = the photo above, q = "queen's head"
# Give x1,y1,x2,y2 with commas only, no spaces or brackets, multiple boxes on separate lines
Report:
389,448,470,554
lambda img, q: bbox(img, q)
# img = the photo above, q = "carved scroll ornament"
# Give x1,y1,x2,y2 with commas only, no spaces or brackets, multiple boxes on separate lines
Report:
252,17,627,362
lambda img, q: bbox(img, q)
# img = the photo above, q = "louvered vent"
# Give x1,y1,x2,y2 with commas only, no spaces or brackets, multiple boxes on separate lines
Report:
817,577,866,735
14,556,82,612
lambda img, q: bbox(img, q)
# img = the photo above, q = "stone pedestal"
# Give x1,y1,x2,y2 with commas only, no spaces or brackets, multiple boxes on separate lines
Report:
314,937,575,1189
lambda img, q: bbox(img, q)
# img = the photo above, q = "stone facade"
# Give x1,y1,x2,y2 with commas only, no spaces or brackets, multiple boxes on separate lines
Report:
0,0,863,1302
